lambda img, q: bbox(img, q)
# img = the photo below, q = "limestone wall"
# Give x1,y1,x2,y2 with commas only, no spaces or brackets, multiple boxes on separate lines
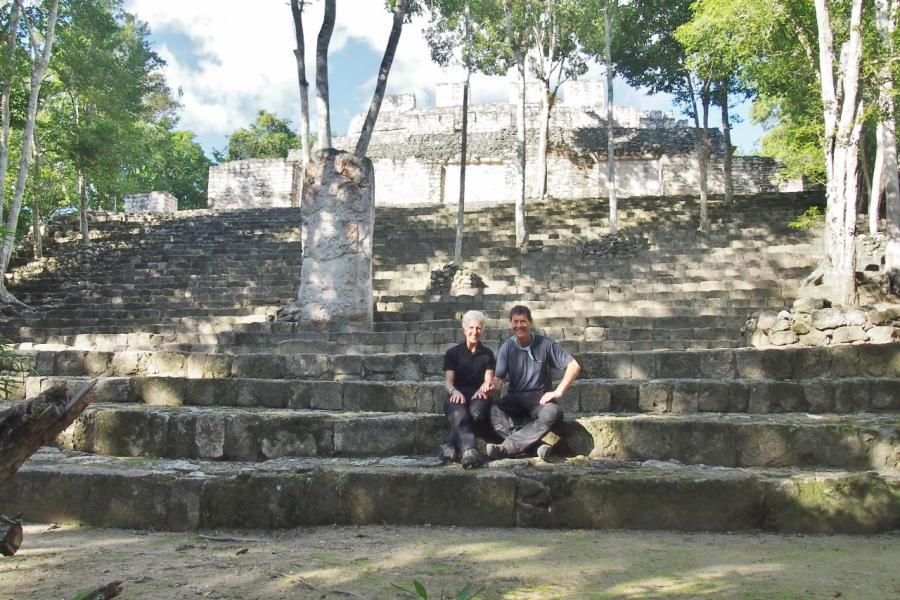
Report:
207,158,301,210
209,85,801,208
124,191,178,213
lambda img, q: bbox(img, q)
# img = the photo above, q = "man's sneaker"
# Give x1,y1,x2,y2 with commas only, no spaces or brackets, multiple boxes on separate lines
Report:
536,444,553,461
439,443,458,464
460,448,483,469
485,443,509,460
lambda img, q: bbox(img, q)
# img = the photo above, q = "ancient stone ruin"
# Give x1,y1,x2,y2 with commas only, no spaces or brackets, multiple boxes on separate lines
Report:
207,80,803,210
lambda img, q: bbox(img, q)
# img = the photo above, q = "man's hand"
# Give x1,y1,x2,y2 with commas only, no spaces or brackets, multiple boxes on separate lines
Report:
449,389,466,404
539,390,561,405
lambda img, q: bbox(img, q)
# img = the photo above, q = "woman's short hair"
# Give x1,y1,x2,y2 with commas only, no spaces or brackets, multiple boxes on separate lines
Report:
461,310,485,328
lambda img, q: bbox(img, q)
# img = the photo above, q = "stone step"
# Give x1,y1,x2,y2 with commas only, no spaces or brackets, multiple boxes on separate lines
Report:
26,344,900,383
25,375,900,416
1,447,895,533
51,403,900,473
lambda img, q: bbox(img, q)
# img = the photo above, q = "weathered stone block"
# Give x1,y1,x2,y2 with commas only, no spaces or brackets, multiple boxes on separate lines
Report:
657,352,699,379
606,353,633,378
760,348,794,379
577,381,612,413
259,415,327,458
145,352,187,377
798,329,830,347
867,306,900,326
294,381,343,410
194,412,226,459
284,353,332,379
332,354,364,379
671,381,702,413
185,378,236,407
56,350,87,376
638,382,669,413
867,326,900,344
791,347,831,379
833,379,871,413
734,349,765,379
736,426,792,467
871,380,900,410
232,354,286,379
770,330,799,346
297,150,375,331
831,326,867,345
608,382,639,412
700,349,735,379
802,379,834,413
224,413,263,460
133,377,187,406
829,345,861,376
236,379,292,408
83,352,113,376
111,351,147,376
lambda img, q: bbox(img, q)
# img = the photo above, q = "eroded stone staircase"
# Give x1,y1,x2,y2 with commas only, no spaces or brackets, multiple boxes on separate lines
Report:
1,193,898,533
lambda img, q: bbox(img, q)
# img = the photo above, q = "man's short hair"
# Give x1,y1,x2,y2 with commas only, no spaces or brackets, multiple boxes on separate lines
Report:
461,310,486,328
509,305,532,322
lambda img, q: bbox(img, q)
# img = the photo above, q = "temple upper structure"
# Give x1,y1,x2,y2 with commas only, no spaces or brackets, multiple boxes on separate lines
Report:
207,80,801,210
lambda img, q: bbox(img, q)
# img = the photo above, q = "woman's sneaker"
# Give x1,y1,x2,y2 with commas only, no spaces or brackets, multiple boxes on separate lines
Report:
439,443,458,464
460,448,483,469
536,444,553,461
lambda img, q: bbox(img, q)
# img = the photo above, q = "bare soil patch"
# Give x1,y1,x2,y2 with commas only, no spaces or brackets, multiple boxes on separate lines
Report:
2,523,898,599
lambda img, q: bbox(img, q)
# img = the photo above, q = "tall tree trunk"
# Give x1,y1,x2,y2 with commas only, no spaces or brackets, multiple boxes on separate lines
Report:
454,0,472,266
0,0,59,305
685,74,708,231
604,0,617,235
814,0,864,306
875,0,900,293
505,0,528,248
869,126,885,234
699,83,711,230
537,86,550,201
78,170,90,247
315,0,335,151
290,0,312,166
720,79,734,203
355,0,405,158
31,144,42,260
0,0,22,225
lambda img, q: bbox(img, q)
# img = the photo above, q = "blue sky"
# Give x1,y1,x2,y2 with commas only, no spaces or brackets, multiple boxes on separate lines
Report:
125,0,764,159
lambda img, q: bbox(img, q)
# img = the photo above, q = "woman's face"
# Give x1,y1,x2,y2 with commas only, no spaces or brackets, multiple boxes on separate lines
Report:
463,321,484,345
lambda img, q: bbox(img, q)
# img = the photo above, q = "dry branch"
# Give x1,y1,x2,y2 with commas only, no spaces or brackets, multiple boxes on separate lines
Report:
0,379,96,488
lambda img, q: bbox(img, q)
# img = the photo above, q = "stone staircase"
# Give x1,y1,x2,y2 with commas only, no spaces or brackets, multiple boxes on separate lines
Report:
1,192,898,534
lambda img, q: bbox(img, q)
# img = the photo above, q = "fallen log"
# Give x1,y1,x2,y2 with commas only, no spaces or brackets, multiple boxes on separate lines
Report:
0,513,23,556
0,379,97,488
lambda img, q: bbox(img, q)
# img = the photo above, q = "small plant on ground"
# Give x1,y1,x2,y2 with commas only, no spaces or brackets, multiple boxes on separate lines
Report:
788,206,823,229
393,579,481,600
0,338,31,400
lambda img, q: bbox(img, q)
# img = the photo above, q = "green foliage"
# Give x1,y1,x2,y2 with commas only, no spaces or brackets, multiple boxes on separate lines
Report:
0,338,31,400
788,205,823,230
393,579,481,600
217,110,300,162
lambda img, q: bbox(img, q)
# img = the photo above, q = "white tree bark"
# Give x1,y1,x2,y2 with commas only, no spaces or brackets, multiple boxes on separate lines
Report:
815,0,864,306
685,73,709,231
315,0,335,151
0,0,59,304
454,0,472,266
505,0,528,248
290,0,312,167
354,0,405,158
604,1,617,234
874,0,900,292
720,79,734,204
0,0,22,225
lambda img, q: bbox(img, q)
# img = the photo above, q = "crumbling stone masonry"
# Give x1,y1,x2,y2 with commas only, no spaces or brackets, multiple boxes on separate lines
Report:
207,80,803,209
123,191,178,213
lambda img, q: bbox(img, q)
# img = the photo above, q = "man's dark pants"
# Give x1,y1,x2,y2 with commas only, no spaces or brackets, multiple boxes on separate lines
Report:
490,390,563,455
443,394,491,452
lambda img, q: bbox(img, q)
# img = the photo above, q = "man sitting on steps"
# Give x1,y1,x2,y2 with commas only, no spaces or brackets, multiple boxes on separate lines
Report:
486,305,581,461
441,310,495,468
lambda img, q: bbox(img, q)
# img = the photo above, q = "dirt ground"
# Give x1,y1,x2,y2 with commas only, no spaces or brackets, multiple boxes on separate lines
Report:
2,523,898,599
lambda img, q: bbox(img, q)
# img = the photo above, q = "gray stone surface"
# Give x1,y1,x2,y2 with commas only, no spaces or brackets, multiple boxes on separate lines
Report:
295,150,374,332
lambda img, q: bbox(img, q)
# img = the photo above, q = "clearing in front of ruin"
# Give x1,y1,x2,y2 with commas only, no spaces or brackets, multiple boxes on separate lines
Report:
3,523,898,599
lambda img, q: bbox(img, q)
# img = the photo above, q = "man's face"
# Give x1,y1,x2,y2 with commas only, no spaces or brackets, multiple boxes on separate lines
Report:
509,313,532,342
463,321,484,345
